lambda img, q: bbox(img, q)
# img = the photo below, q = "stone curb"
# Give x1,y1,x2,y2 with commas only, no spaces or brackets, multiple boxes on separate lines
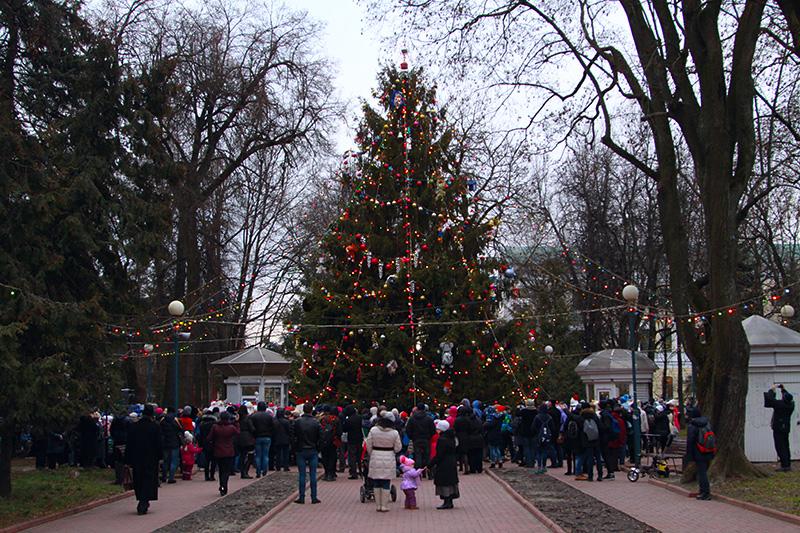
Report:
646,477,800,527
243,472,324,533
1,488,133,533
485,469,566,533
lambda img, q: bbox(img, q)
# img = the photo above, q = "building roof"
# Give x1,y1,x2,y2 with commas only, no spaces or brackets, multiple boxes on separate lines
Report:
211,346,289,366
575,348,658,374
743,315,800,347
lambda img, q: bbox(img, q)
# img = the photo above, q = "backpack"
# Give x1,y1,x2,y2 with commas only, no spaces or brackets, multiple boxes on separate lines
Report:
607,413,621,437
566,419,579,440
538,422,552,445
695,422,717,454
583,418,599,442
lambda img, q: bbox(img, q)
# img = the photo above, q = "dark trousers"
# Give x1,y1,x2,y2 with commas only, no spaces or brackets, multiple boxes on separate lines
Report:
204,450,216,480
774,431,791,469
275,444,290,469
217,456,234,491
467,447,483,473
696,459,710,496
582,446,603,479
321,446,337,478
348,442,362,477
603,447,619,473
403,488,417,508
413,440,430,469
239,447,253,476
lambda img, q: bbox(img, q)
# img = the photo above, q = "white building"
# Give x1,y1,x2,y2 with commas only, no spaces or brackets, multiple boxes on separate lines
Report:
211,346,291,405
575,348,657,402
743,315,800,462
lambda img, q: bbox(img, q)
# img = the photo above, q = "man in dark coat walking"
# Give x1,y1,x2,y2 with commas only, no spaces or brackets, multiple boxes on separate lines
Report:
765,384,795,472
342,405,363,479
125,404,162,515
405,403,436,473
686,406,714,500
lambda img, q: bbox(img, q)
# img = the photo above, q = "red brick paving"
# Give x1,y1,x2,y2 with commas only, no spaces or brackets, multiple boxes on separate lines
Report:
258,471,551,533
548,467,792,533
23,469,259,533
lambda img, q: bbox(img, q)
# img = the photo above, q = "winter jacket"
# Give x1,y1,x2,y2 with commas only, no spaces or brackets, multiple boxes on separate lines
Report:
208,420,240,458
472,400,484,420
608,411,628,449
249,411,275,439
160,414,184,449
366,425,401,480
430,429,459,487
320,414,342,448
483,414,504,446
405,410,436,444
293,414,320,451
579,407,600,448
273,410,291,446
343,411,364,444
764,389,795,433
531,409,555,448
180,442,202,466
178,416,195,433
110,416,129,446
400,464,424,490
197,415,217,450
686,416,715,463
236,414,256,449
517,406,537,437
653,409,671,436
564,411,583,453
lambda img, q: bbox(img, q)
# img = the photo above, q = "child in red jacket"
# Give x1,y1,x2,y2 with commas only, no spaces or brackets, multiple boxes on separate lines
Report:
181,432,202,480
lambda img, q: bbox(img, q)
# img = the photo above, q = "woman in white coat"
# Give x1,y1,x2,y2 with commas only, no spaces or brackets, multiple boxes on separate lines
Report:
366,411,402,512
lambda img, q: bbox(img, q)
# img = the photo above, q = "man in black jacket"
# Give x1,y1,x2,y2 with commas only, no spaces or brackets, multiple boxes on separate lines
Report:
342,405,363,479
159,407,183,484
293,403,321,504
686,406,714,500
765,384,795,472
405,403,436,472
125,405,162,515
249,401,275,478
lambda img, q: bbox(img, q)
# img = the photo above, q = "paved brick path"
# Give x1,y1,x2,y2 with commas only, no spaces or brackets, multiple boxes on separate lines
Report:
23,470,259,533
548,469,791,533
258,472,551,533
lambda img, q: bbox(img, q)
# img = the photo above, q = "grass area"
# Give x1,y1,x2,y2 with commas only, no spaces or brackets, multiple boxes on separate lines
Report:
671,463,800,516
0,460,125,528
713,464,800,516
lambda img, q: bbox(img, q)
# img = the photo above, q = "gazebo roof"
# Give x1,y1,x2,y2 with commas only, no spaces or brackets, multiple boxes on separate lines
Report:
575,348,657,374
742,315,800,348
211,346,289,366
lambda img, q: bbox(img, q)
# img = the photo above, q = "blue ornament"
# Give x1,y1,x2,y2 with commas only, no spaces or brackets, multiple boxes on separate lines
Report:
435,307,443,318
504,267,516,278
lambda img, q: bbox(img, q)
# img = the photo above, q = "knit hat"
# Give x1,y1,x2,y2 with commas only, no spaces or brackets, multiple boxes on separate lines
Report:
655,403,665,412
399,455,414,467
142,404,155,417
184,431,193,442
570,398,580,409
128,412,139,420
435,420,450,432
154,407,164,415
524,398,535,408
382,411,396,422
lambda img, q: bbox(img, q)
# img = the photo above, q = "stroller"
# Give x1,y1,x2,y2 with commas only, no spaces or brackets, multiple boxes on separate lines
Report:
358,444,398,503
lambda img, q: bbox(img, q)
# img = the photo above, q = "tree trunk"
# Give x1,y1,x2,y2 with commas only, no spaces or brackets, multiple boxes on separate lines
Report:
0,423,13,498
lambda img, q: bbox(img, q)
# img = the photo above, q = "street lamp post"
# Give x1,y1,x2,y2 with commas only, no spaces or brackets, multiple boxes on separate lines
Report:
622,284,641,467
168,300,185,411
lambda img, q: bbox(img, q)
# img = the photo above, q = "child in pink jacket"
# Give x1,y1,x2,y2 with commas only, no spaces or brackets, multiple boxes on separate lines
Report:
399,455,424,510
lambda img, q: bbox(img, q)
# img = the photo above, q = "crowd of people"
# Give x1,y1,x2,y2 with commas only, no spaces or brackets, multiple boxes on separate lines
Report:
30,385,794,516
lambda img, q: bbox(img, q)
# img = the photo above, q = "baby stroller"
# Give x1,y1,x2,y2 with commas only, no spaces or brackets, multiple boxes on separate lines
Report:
358,445,398,503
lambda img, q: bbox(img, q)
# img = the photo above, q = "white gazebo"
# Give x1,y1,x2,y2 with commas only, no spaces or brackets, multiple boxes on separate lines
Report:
743,315,800,462
575,348,657,402
211,346,291,405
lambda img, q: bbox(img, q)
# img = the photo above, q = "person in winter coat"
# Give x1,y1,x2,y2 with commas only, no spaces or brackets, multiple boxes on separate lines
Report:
180,432,202,480
249,401,275,478
319,405,342,481
764,384,795,472
605,407,627,479
429,420,459,509
208,411,240,496
405,403,436,472
178,406,195,433
366,412,402,512
78,413,99,468
235,405,255,479
125,405,162,515
197,410,218,481
546,401,563,468
398,455,423,509
516,399,538,467
273,408,292,472
343,405,364,479
531,404,555,474
686,406,714,500
563,404,583,476
159,407,183,483
576,403,603,481
483,406,504,468
652,403,671,453
293,403,321,504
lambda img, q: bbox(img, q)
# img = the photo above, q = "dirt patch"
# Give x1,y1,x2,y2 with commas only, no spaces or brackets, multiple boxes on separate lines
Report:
494,468,658,533
155,471,295,533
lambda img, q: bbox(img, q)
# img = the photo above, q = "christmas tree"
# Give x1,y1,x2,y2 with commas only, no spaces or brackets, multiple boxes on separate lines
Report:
287,62,544,408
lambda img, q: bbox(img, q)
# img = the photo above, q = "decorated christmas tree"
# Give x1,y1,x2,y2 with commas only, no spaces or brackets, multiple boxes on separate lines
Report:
286,61,545,408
